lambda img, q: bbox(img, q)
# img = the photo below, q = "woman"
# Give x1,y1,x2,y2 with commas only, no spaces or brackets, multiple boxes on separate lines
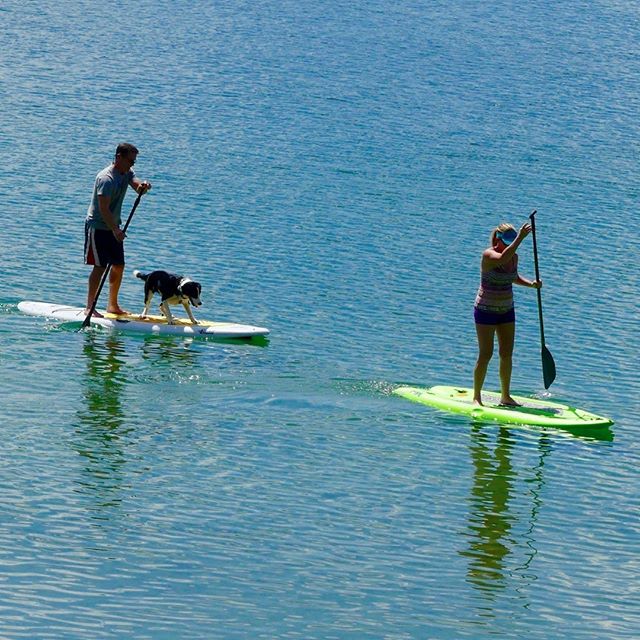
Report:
473,221,541,406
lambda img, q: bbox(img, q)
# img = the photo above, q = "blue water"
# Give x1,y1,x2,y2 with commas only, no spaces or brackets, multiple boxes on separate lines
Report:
1,1,639,638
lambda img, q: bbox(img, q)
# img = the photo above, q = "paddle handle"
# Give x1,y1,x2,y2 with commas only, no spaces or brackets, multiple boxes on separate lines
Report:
529,210,546,348
81,192,143,328
121,191,143,234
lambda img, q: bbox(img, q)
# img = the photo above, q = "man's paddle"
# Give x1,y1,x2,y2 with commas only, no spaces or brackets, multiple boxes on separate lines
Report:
529,210,556,389
80,191,144,329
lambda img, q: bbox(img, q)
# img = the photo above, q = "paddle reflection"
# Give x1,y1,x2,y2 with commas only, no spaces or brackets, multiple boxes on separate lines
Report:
519,435,552,576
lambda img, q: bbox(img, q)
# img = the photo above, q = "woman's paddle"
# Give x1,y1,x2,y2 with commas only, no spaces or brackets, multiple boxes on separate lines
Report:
80,191,144,329
529,210,556,389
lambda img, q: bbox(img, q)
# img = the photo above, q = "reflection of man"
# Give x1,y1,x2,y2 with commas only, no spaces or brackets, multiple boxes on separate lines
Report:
84,142,151,316
80,333,127,431
460,427,514,592
76,333,128,512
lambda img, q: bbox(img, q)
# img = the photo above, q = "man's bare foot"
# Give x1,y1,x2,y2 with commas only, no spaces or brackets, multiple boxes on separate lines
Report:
106,307,129,316
84,309,104,318
499,397,521,407
473,398,484,406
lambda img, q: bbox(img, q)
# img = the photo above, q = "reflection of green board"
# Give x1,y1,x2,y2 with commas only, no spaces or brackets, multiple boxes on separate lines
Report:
393,385,614,428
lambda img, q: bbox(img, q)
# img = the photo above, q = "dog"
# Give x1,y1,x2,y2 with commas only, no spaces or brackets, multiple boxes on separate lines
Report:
133,270,202,324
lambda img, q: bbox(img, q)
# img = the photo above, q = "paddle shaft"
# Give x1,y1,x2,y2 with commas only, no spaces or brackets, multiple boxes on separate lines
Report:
529,210,557,388
529,210,546,347
81,192,143,329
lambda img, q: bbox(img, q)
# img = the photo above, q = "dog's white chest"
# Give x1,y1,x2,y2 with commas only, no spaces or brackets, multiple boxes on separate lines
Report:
165,294,186,305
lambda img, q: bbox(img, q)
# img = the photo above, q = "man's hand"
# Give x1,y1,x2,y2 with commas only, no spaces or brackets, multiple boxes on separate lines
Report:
112,227,126,242
138,181,152,195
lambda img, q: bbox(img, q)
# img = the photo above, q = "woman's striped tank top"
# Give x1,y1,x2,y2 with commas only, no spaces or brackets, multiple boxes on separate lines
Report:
474,255,518,313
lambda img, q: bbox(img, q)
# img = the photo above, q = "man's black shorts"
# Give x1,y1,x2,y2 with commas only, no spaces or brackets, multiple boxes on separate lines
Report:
84,222,124,266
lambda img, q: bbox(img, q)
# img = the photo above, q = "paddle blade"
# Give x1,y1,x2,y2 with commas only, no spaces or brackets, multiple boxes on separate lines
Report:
542,345,556,389
79,313,93,330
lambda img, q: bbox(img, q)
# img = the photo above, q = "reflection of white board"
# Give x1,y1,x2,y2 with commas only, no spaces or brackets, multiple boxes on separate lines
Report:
18,301,269,338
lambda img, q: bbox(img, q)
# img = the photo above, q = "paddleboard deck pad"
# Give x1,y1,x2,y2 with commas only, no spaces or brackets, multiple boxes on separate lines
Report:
393,385,613,428
18,301,269,338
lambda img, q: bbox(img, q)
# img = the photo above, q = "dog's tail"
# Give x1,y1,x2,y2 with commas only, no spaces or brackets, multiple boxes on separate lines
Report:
133,269,148,281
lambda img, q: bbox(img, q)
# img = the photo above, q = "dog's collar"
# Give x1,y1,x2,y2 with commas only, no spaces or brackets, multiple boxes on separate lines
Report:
178,277,193,292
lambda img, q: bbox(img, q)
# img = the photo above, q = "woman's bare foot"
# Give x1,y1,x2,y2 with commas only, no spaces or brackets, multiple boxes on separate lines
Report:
499,397,521,407
106,307,129,316
473,397,484,406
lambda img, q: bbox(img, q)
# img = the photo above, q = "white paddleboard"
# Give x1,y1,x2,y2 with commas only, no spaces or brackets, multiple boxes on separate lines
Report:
18,301,269,338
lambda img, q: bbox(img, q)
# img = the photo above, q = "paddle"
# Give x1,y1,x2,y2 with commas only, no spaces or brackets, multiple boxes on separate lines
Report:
529,210,556,389
80,191,144,329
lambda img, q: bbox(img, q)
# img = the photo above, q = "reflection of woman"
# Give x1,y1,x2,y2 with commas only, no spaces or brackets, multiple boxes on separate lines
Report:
461,426,515,593
473,222,541,406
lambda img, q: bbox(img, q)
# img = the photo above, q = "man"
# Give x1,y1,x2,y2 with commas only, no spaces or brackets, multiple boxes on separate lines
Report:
84,143,151,316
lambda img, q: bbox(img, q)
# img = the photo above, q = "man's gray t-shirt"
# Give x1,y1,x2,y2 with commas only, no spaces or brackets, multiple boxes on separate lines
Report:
86,165,136,230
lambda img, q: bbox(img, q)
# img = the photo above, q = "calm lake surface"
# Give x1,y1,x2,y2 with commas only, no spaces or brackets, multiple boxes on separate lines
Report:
1,1,639,638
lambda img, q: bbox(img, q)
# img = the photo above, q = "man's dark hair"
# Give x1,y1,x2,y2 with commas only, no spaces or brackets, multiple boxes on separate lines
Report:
115,142,139,159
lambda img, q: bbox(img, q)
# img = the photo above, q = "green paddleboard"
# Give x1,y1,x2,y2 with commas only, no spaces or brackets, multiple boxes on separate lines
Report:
393,385,614,429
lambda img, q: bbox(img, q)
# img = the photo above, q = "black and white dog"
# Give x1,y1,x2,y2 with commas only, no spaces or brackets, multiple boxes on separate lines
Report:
133,270,202,324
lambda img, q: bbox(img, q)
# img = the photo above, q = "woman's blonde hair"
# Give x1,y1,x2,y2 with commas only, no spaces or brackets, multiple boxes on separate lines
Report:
491,222,516,246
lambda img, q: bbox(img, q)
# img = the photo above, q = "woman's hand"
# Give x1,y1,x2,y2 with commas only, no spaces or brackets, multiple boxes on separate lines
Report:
531,279,542,289
518,222,532,239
